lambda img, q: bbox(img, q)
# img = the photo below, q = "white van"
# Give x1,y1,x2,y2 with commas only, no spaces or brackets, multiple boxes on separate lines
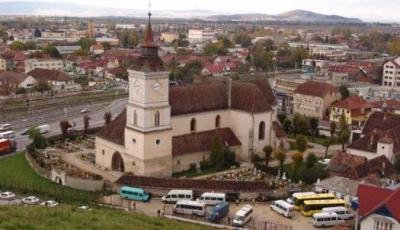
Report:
37,124,50,134
322,206,353,220
197,192,226,205
162,190,193,203
286,192,315,204
232,205,253,227
0,124,12,131
270,200,295,218
0,131,16,141
174,200,206,216
313,212,345,227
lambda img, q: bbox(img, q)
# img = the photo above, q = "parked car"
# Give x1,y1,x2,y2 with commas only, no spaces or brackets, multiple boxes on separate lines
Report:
22,196,40,205
40,200,59,207
0,124,12,131
21,129,29,135
80,108,89,113
0,191,15,200
318,158,331,165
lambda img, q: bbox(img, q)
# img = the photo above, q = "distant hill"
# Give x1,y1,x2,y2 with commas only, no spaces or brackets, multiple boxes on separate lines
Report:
207,9,364,24
0,1,364,24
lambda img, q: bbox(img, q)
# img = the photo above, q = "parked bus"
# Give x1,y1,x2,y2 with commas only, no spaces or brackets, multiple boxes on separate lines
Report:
174,200,206,216
293,193,335,210
119,186,150,202
162,190,193,203
197,192,226,205
301,199,346,217
270,200,295,218
232,205,253,227
286,192,316,204
207,202,230,223
313,212,345,227
322,206,353,220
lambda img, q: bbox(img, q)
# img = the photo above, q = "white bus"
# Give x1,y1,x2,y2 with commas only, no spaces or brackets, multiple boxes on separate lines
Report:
270,200,295,218
0,131,16,141
197,192,226,205
232,205,253,227
312,212,345,227
162,190,193,203
322,206,353,220
174,200,206,216
286,192,316,204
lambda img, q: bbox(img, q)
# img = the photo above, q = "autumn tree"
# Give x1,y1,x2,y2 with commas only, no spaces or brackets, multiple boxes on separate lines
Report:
338,113,350,151
292,152,304,180
306,153,318,169
296,135,308,153
59,120,72,141
274,150,287,170
263,145,273,167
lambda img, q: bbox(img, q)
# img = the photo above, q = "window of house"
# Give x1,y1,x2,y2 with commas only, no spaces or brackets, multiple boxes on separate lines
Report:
374,219,393,230
156,139,161,145
190,118,196,132
155,111,160,127
258,122,265,140
215,115,221,128
102,150,105,155
133,110,138,126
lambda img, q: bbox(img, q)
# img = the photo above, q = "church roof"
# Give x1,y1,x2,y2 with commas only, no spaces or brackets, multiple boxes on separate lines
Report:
96,109,126,146
172,128,241,157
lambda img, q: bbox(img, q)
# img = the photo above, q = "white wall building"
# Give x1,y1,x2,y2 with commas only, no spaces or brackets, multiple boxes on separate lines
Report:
24,58,63,73
188,29,216,44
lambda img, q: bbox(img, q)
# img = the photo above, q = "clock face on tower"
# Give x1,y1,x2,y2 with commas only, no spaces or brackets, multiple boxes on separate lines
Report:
153,81,161,91
132,80,142,95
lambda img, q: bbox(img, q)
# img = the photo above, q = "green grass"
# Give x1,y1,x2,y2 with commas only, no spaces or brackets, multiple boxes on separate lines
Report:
288,141,314,151
288,133,340,146
282,162,327,184
0,205,212,230
0,153,99,204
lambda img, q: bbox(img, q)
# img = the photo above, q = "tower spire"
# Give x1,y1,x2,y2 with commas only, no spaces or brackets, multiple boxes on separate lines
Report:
142,0,155,48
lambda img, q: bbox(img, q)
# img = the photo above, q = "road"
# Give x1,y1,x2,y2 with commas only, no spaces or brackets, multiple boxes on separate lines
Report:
12,98,128,151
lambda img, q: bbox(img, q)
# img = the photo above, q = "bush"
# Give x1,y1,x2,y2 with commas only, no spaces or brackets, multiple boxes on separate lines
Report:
189,163,197,172
254,163,278,176
200,160,212,171
298,166,327,184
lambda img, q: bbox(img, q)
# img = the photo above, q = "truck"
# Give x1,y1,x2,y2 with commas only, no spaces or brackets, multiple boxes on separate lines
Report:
0,139,13,156
207,202,230,223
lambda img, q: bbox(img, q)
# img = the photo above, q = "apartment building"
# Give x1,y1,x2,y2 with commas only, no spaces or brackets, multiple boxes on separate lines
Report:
188,29,216,44
382,56,400,87
24,58,64,73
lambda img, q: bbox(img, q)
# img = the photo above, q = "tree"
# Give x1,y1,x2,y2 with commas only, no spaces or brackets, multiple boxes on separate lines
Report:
339,85,350,99
306,153,318,169
59,120,72,141
292,152,304,180
24,41,36,50
394,155,400,172
83,115,91,135
42,44,60,58
233,33,252,47
290,47,309,69
274,150,287,170
338,113,350,152
78,37,95,51
309,117,319,138
104,112,112,125
210,136,224,169
330,122,337,137
322,138,333,158
28,127,47,149
10,41,26,51
277,114,286,124
33,79,51,92
0,28,7,43
102,42,111,50
296,135,308,153
251,43,274,71
283,118,292,134
263,145,273,167
293,113,308,135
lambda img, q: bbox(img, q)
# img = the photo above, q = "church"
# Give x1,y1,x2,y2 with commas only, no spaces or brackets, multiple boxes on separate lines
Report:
94,13,285,178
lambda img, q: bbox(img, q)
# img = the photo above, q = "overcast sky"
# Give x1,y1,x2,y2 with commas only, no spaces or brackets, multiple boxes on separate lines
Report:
0,0,398,22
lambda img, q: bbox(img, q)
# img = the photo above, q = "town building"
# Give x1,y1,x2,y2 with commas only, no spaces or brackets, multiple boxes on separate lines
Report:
24,58,63,73
160,32,179,43
357,184,400,230
55,45,81,55
330,96,372,127
90,43,105,55
314,176,360,205
293,81,340,119
26,68,79,91
188,29,216,44
382,56,400,87
95,14,282,178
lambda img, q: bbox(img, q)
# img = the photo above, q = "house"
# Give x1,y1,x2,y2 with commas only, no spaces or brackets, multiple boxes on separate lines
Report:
95,14,281,178
26,68,80,91
158,46,177,57
105,67,128,81
0,71,34,95
24,58,63,73
55,45,81,55
357,184,400,230
348,111,400,163
382,56,400,87
293,81,340,119
201,62,237,78
90,43,105,55
371,99,400,114
160,32,179,43
314,176,360,205
330,96,372,127
188,29,216,44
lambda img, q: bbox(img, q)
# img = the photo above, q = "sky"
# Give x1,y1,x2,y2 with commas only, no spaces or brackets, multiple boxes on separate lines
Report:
0,0,399,22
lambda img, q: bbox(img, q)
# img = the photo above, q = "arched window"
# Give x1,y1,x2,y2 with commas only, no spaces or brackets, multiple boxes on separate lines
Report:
215,115,221,128
190,118,196,132
258,121,265,140
133,110,138,126
155,111,160,126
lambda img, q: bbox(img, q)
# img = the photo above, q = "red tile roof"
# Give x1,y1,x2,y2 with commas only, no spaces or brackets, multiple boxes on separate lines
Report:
272,121,287,138
362,112,400,135
96,109,126,146
294,81,337,98
27,68,72,82
358,184,400,222
332,96,370,110
172,128,241,156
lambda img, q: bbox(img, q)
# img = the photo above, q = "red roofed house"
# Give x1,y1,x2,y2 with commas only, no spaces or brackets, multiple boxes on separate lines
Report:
330,95,372,127
293,81,340,119
95,14,281,177
90,43,105,55
357,184,400,230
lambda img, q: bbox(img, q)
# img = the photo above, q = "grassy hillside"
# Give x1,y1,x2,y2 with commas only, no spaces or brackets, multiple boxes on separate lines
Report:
0,205,212,230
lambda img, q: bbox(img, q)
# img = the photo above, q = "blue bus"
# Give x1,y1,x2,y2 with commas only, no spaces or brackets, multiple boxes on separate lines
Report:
120,186,150,202
207,202,230,223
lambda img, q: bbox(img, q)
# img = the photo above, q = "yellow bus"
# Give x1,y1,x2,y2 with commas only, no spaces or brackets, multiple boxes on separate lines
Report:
301,199,346,217
293,193,335,210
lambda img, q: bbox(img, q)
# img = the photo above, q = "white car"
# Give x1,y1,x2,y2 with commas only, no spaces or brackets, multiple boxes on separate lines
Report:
0,191,15,200
80,108,89,113
40,200,59,207
22,196,40,205
318,158,331,165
